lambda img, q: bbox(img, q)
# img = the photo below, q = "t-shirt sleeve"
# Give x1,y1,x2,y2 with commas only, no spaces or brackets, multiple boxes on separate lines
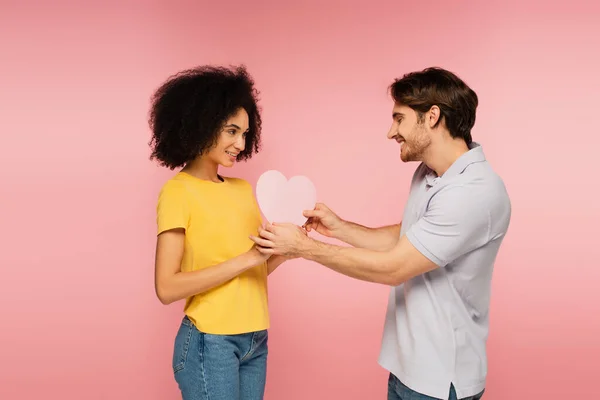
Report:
156,181,190,235
405,185,491,267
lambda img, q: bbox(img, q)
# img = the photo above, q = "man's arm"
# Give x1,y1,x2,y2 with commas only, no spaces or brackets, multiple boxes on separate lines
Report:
299,186,491,285
336,221,402,251
267,255,287,275
300,233,437,286
302,203,401,251
253,185,493,286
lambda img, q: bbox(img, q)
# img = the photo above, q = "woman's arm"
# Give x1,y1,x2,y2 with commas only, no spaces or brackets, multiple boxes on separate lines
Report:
154,228,269,305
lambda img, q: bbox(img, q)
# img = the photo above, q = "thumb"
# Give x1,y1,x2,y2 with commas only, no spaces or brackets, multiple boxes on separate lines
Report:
315,202,328,210
303,209,323,218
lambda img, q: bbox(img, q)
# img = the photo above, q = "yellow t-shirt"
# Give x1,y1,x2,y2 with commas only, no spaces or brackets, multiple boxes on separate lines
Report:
156,171,269,335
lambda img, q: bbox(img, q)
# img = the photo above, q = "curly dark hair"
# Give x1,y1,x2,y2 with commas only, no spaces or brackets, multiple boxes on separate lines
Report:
148,65,262,169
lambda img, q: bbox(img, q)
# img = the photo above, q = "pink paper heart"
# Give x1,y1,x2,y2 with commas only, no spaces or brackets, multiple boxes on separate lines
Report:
255,170,317,226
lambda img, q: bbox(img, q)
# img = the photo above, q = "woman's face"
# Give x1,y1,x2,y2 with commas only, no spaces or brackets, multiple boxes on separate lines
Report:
206,107,249,167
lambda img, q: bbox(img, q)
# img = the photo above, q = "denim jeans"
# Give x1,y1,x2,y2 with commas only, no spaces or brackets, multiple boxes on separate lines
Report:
173,316,268,400
388,373,485,400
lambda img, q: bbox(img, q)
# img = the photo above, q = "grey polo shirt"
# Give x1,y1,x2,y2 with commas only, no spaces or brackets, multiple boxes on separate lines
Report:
378,142,511,399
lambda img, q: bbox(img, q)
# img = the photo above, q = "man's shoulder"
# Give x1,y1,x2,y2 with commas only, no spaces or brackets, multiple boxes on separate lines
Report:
442,169,509,204
473,163,510,207
450,158,508,196
437,169,511,233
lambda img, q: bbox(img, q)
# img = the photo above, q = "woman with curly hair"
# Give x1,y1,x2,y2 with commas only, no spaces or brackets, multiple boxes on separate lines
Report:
149,65,288,400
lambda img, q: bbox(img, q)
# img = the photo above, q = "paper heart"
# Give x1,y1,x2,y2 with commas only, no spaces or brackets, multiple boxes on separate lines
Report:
255,170,317,226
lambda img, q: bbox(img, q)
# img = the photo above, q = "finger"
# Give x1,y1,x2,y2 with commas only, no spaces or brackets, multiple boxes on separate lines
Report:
265,223,277,232
303,210,315,218
279,222,297,228
249,235,275,248
303,209,324,218
256,246,274,255
315,202,327,210
303,219,313,232
306,217,320,230
269,222,293,230
258,227,276,240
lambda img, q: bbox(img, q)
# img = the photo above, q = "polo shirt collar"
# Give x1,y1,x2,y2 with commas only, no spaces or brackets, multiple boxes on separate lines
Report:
425,142,486,187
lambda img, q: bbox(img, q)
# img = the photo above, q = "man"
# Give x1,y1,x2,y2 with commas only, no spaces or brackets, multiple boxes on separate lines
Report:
250,67,511,400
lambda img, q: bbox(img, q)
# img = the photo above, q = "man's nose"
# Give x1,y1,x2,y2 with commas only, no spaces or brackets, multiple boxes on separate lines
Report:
387,125,397,140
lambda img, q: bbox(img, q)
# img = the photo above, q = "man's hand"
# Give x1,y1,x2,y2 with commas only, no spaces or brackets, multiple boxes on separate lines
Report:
249,223,311,258
303,203,345,238
305,203,401,251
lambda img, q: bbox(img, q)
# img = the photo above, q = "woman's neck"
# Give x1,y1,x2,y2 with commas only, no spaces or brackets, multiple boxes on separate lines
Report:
182,157,223,183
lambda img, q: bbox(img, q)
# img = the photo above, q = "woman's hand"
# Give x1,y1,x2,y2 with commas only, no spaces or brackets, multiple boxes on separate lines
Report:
248,243,272,264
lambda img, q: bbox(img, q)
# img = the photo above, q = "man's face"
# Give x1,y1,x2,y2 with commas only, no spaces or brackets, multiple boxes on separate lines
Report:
387,103,431,162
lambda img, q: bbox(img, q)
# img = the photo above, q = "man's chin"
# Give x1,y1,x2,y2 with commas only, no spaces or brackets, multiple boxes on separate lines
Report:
400,150,418,162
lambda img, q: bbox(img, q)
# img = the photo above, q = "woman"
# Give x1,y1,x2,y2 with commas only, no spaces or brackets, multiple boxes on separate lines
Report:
148,65,288,400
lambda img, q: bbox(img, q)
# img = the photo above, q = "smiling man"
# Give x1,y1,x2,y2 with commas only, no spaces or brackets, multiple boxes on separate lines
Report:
251,67,511,400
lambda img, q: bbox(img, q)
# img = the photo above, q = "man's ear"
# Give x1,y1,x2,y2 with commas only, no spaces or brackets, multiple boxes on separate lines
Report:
427,105,441,128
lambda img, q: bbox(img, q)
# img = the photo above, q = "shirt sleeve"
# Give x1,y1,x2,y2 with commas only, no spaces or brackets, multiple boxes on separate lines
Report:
405,185,491,267
156,181,190,235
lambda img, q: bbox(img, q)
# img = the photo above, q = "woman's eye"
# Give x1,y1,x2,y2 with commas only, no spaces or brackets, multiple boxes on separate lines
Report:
228,130,236,135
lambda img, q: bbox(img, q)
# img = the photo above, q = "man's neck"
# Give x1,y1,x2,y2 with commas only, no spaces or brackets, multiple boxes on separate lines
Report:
422,137,470,177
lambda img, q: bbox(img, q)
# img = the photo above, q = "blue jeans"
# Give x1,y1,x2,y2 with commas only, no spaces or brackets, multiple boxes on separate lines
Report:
173,316,268,400
388,373,485,400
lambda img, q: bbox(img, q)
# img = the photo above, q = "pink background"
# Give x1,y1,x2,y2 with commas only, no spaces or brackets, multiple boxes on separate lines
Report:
1,0,599,399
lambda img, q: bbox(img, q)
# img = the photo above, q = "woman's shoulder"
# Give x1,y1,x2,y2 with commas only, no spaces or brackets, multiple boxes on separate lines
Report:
157,173,190,198
223,177,256,199
224,176,251,187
